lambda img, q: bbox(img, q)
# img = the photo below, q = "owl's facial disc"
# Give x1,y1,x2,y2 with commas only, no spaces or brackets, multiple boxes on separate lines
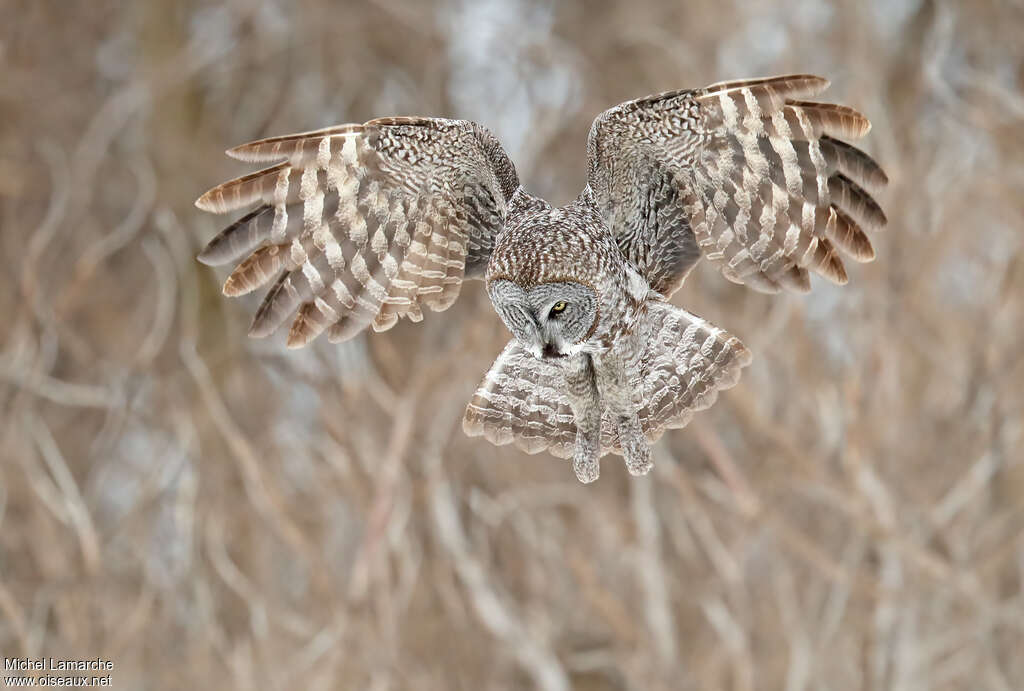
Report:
489,280,597,360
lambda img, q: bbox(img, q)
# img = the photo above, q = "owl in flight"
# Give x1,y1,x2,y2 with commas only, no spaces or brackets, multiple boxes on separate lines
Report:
196,74,887,483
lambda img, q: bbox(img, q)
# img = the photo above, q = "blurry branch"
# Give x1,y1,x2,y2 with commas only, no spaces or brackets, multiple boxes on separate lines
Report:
0,363,118,409
182,340,328,591
773,565,813,691
813,534,866,656
21,141,69,314
134,204,189,366
328,338,398,412
770,509,878,597
23,412,102,573
8,141,73,407
70,82,150,215
106,588,157,663
830,449,1024,632
961,65,1024,121
347,382,420,602
930,451,1000,528
136,231,177,366
68,7,249,219
430,475,571,691
923,2,1024,127
71,156,157,287
630,477,677,668
565,547,640,644
0,578,28,655
427,399,571,691
655,453,755,687
277,618,346,689
205,517,314,638
844,448,896,532
657,452,742,584
690,419,761,517
974,519,1024,578
699,596,753,691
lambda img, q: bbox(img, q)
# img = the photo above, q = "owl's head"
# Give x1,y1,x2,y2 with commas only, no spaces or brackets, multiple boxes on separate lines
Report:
488,279,599,360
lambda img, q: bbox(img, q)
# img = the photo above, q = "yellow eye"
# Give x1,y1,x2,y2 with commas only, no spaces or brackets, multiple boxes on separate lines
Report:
550,301,567,314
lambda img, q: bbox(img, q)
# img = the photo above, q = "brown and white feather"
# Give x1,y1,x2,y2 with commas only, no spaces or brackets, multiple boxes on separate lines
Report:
463,302,751,458
588,74,888,296
196,118,517,347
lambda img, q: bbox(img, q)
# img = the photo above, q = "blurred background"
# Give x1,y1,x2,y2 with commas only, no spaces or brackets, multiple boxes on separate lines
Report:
2,0,1023,689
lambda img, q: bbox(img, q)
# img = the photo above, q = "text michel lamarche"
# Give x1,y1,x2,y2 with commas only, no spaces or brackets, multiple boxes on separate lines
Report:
4,658,113,672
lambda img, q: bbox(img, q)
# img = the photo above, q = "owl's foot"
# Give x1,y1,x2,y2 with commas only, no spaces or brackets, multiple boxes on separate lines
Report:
572,433,601,484
619,418,653,476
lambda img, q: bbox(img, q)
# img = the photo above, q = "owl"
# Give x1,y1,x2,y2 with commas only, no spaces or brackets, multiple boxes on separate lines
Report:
195,74,887,483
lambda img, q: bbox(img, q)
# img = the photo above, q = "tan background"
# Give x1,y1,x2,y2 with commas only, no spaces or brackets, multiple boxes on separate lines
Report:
2,1,1023,689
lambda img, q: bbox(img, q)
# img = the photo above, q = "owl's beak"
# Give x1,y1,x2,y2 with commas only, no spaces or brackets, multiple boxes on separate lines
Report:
524,330,559,360
526,340,565,360
542,343,566,359
528,331,566,360
522,313,565,360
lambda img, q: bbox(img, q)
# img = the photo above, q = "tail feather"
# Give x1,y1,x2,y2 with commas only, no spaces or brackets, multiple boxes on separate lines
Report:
463,341,578,457
462,301,751,459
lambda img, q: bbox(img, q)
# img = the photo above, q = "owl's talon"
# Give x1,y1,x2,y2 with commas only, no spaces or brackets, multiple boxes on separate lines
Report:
572,431,601,483
573,453,600,483
625,447,652,476
621,427,652,476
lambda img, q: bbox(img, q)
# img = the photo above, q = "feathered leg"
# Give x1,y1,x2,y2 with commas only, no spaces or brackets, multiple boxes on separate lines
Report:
463,304,753,482
565,354,602,483
617,415,652,475
595,350,652,476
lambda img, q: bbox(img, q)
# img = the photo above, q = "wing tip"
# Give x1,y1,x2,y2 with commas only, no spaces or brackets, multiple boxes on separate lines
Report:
286,310,327,349
847,236,878,263
826,261,850,286
247,317,275,339
223,275,252,298
225,145,246,161
285,335,309,349
225,144,266,162
783,267,813,293
787,74,831,92
194,190,220,213
225,125,366,163
462,408,484,438
196,247,218,266
707,73,831,98
733,341,754,369
853,233,879,262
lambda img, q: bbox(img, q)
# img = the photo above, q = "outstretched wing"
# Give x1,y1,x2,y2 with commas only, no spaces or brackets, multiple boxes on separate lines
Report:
462,301,751,459
587,74,888,297
195,118,518,347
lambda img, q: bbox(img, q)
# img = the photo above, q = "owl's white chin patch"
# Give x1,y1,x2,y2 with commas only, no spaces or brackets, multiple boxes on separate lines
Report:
524,341,579,360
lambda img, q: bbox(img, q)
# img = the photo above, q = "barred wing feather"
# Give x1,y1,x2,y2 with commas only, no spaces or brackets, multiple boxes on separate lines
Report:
587,74,888,297
195,118,518,347
463,302,751,459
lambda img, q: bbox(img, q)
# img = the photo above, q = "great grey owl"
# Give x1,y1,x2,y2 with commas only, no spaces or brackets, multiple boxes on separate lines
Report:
195,74,887,483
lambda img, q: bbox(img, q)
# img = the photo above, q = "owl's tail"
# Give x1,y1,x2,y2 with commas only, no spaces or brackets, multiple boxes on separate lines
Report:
462,301,752,459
